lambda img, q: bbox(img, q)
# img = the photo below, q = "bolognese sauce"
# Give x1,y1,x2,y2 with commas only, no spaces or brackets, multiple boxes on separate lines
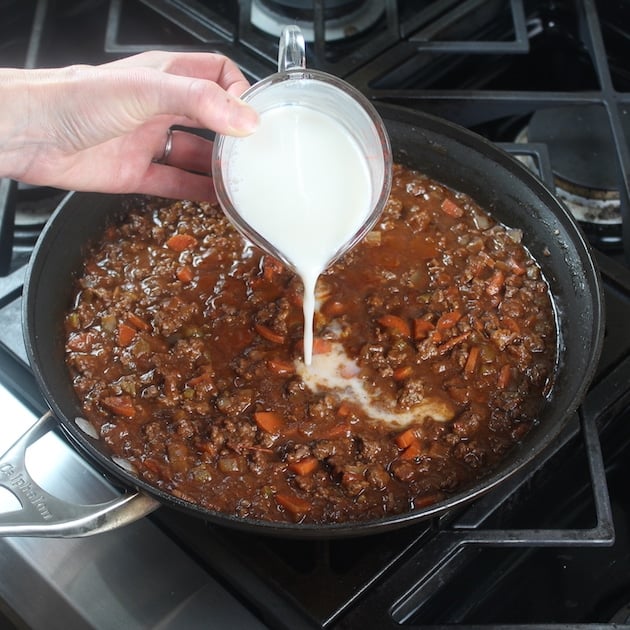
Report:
64,163,556,524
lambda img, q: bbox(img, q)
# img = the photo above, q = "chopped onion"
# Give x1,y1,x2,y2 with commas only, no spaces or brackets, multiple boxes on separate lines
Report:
100,314,116,332
472,211,491,230
75,416,98,439
507,228,523,243
112,456,137,475
364,230,382,246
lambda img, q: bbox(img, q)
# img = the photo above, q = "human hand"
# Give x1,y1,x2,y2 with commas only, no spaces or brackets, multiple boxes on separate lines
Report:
0,51,259,201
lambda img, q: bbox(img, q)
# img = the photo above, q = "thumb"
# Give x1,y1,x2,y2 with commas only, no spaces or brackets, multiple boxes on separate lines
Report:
150,73,259,136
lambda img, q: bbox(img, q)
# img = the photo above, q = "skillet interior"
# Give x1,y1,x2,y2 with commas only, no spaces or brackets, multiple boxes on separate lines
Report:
23,104,604,537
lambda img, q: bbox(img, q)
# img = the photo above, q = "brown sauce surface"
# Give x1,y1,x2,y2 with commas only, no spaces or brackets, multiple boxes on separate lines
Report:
64,164,556,524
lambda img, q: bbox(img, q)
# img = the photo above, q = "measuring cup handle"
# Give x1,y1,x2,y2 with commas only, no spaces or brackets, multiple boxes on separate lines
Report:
278,25,306,72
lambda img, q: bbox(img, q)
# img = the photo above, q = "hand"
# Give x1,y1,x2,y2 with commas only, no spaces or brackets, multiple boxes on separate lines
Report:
0,51,259,201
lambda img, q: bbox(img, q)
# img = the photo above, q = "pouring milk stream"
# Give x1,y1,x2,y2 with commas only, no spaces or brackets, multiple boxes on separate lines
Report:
212,25,392,365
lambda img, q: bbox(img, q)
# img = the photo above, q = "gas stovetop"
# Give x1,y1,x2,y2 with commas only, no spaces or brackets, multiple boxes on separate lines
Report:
0,2,629,629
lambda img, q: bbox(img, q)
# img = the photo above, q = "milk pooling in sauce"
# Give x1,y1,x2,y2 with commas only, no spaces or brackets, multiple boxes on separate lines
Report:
226,104,374,365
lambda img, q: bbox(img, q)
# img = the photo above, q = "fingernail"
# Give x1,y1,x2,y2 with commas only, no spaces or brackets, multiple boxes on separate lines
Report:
228,101,259,136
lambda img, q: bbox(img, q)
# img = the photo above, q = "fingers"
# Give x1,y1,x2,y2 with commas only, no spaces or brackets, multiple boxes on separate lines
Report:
103,51,251,97
59,52,258,143
141,127,221,201
159,129,214,174
137,162,218,202
150,73,259,137
103,51,258,136
162,53,251,98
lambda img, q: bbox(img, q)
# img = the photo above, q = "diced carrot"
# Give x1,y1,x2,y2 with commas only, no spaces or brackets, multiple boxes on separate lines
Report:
486,270,505,296
395,428,418,449
242,445,274,455
472,318,485,334
321,299,347,318
126,312,151,331
464,346,480,375
325,423,352,438
440,197,464,218
289,457,319,476
142,458,162,475
288,290,303,309
400,440,422,460
254,411,283,433
479,251,495,268
117,322,136,347
508,258,527,276
66,331,96,352
436,310,462,331
187,372,214,387
498,364,512,389
312,338,333,355
502,316,521,334
176,265,194,283
166,233,198,252
393,365,413,381
413,318,434,340
254,323,286,344
275,493,311,515
267,358,296,376
262,255,284,281
445,285,460,299
337,402,354,418
437,332,470,354
378,314,411,338
102,395,136,418
414,492,444,509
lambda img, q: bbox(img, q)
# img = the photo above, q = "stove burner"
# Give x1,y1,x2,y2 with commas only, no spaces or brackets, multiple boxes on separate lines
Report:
250,0,383,41
524,106,625,225
528,105,625,195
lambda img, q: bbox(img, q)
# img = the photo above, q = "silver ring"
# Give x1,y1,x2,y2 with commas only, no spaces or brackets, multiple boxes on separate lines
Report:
155,129,173,164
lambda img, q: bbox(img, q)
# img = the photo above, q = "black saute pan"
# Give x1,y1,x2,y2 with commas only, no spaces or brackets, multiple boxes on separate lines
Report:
1,104,604,538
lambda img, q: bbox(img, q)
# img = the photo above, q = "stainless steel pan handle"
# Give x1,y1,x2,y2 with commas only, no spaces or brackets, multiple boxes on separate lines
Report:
0,411,159,537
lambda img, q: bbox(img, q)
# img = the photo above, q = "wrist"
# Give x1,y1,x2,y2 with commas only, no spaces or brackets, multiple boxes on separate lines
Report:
0,66,78,183
0,68,47,181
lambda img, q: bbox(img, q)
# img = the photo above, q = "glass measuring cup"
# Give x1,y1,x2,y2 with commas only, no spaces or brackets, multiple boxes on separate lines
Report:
211,24,393,273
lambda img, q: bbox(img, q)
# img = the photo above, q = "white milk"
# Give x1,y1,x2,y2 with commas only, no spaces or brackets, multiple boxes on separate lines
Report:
296,343,456,427
226,104,373,365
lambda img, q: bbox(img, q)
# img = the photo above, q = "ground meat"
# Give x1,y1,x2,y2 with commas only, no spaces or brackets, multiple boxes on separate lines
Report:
365,464,390,489
153,297,200,337
397,378,425,409
64,165,556,525
312,440,337,460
